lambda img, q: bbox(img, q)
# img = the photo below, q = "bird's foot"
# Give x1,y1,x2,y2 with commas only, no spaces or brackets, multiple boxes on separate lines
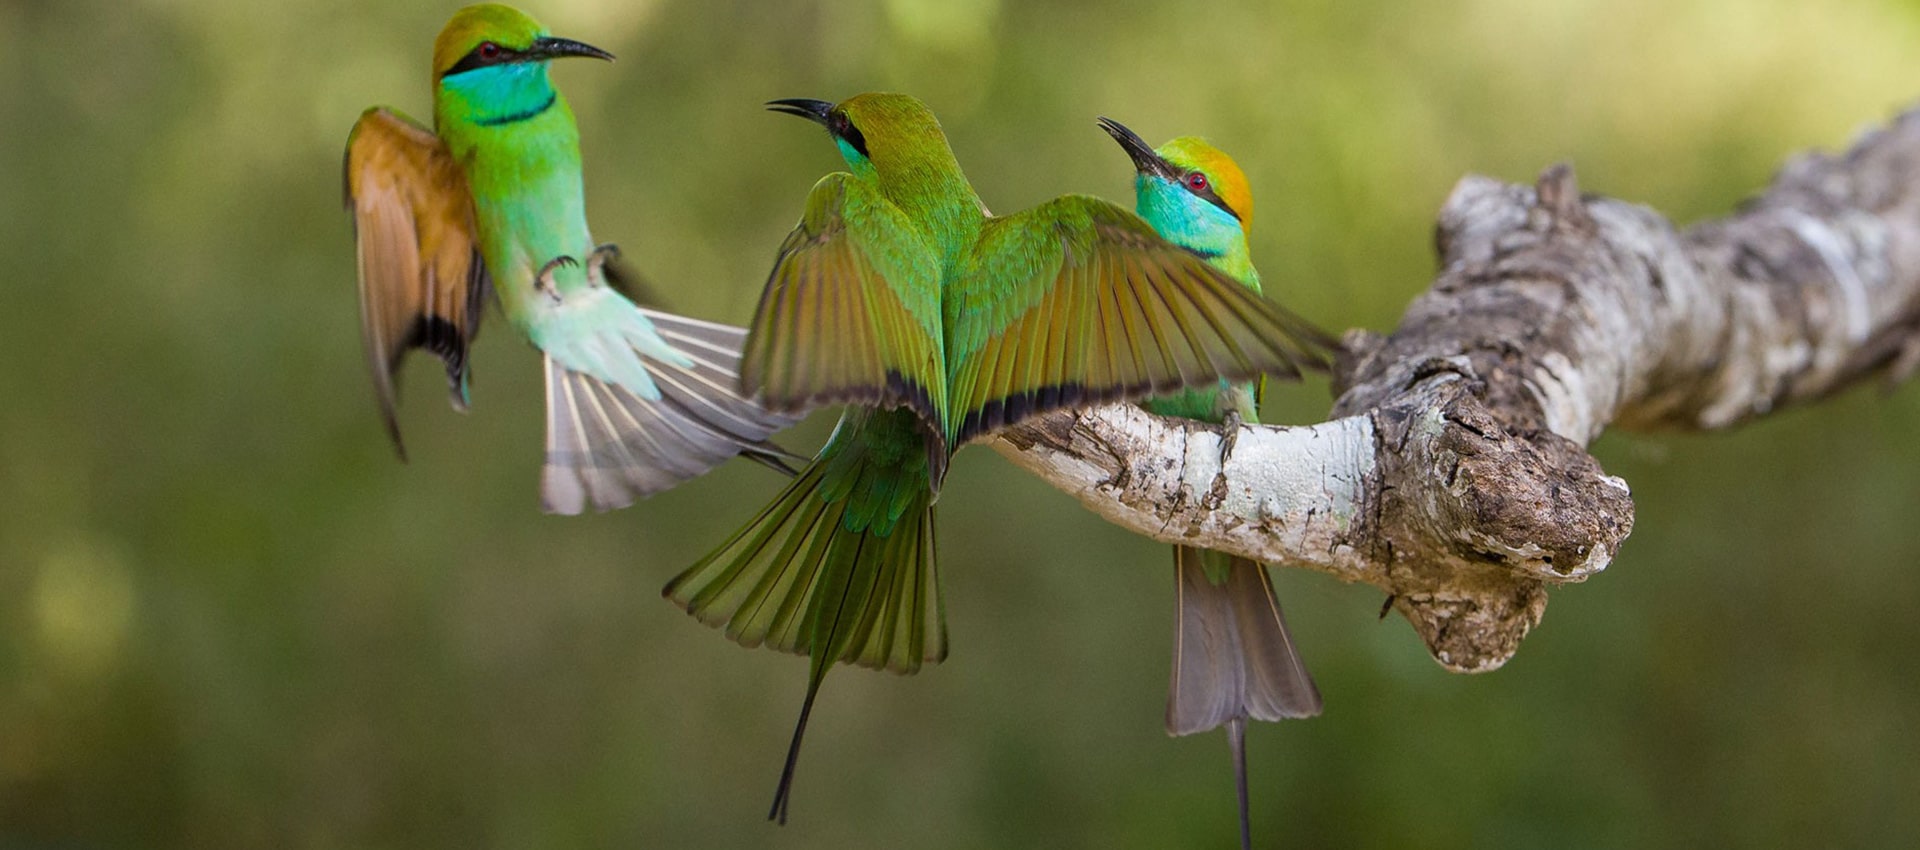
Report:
1218,408,1243,467
586,243,622,287
534,255,579,304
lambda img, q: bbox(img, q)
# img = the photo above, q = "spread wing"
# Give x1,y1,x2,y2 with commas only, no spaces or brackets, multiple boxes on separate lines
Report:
740,173,947,461
945,196,1334,444
344,107,490,459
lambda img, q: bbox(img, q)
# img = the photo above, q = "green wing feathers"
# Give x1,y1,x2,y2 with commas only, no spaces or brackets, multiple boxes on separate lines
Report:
740,174,948,451
663,407,945,676
946,197,1333,445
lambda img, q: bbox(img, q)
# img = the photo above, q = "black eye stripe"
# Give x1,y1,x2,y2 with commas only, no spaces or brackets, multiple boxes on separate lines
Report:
830,110,870,159
444,42,517,76
1181,172,1239,220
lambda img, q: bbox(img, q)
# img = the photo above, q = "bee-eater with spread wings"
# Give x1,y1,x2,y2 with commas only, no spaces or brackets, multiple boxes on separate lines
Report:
343,4,799,513
663,92,1336,823
1102,116,1323,850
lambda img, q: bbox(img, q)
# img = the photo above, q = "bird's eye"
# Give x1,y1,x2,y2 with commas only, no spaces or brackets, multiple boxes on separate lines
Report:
828,111,871,158
1184,172,1210,192
478,41,501,59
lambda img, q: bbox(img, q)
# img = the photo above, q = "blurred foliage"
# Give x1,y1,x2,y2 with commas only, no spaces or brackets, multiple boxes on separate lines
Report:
4,0,1920,847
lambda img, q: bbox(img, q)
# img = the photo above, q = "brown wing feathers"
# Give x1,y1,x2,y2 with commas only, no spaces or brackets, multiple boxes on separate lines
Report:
344,108,488,457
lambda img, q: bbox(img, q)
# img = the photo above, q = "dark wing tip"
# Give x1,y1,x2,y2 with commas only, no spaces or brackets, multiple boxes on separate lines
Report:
378,390,408,463
742,443,805,476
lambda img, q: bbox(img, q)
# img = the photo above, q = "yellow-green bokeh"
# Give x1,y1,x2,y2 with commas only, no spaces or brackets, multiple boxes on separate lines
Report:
4,0,1919,847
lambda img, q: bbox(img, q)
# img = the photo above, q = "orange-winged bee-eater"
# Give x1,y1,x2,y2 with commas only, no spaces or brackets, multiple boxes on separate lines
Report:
344,4,800,513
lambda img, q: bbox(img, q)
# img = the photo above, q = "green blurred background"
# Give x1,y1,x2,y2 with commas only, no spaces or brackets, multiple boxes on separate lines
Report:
5,0,1920,846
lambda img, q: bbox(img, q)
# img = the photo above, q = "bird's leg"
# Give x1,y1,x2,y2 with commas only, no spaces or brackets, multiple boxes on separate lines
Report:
585,243,621,287
1218,408,1243,468
534,255,579,304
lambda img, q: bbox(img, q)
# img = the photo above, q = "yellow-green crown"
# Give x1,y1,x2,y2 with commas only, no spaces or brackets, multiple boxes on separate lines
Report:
432,4,546,79
837,93,949,150
1156,136,1253,232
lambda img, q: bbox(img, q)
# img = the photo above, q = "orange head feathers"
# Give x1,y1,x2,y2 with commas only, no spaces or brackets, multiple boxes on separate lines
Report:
1097,116,1261,283
1154,136,1254,237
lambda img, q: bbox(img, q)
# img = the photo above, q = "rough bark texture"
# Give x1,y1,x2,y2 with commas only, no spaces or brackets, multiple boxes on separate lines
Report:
995,107,1920,672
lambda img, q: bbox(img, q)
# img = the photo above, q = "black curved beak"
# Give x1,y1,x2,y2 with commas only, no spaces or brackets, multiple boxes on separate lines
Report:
767,98,836,126
1097,116,1178,181
528,36,615,62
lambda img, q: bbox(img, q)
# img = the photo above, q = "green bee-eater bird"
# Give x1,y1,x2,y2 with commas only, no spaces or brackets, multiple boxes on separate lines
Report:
343,4,799,513
662,92,1336,823
1102,117,1323,850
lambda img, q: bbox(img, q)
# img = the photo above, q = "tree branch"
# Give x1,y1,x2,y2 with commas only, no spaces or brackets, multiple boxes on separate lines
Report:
995,106,1920,672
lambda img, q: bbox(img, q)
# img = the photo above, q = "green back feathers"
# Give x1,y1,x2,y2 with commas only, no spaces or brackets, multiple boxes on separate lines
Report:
739,92,1331,474
830,94,982,264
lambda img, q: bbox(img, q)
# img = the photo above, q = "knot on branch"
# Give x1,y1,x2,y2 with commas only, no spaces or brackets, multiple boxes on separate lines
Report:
995,105,1920,675
1390,583,1550,674
1363,376,1631,671
1423,388,1627,580
1534,163,1596,233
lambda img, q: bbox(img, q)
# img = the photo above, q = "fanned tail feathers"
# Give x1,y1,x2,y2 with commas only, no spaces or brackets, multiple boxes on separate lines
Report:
540,306,805,515
1168,547,1321,735
662,412,944,673
1170,547,1320,850
662,409,943,823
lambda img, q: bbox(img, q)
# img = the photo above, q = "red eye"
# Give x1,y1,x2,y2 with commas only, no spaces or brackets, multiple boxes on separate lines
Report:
478,41,501,59
1184,172,1210,192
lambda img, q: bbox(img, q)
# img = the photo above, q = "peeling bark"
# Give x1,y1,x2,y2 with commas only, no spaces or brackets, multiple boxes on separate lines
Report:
994,107,1920,671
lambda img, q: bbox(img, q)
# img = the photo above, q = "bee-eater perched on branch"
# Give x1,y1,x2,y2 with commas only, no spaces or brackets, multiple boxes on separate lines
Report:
1102,117,1323,850
663,92,1337,823
343,3,800,513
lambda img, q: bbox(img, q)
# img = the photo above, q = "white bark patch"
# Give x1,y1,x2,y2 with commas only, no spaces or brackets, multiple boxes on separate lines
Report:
997,110,1920,671
1530,351,1596,443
